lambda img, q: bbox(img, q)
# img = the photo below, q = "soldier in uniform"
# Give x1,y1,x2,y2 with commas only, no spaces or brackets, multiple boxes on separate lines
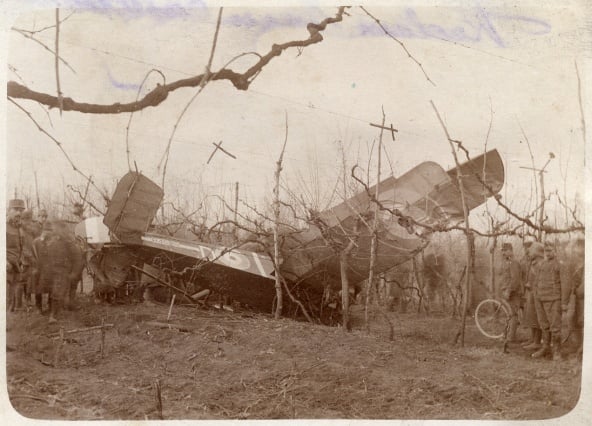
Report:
22,209,42,238
66,233,86,310
6,199,25,312
40,220,84,323
562,238,584,357
521,240,542,350
499,243,522,342
20,209,39,307
38,209,48,227
31,221,54,313
532,242,564,360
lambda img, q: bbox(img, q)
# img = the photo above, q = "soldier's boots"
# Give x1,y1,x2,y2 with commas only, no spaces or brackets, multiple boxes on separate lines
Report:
506,316,519,342
8,294,15,312
522,328,542,350
143,287,157,306
35,294,43,313
15,285,24,310
552,334,563,361
573,329,584,357
532,331,551,359
48,300,59,324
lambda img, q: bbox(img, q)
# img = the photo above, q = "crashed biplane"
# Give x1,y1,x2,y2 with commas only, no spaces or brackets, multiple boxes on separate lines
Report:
75,150,504,322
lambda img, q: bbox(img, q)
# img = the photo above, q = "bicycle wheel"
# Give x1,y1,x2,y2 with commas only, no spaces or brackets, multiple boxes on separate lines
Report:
474,298,511,339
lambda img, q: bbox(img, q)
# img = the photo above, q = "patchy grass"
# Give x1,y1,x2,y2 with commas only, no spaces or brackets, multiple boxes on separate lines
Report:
5,295,583,420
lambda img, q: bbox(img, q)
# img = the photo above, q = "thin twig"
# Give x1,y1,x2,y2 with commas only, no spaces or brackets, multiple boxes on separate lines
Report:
13,11,75,35
126,69,166,170
360,6,434,86
67,184,105,215
280,276,313,323
11,28,77,74
517,119,539,219
159,7,223,192
8,98,109,201
55,8,63,115
575,59,587,149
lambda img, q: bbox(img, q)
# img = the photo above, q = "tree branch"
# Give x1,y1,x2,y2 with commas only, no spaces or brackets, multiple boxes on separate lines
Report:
7,7,350,114
55,8,63,115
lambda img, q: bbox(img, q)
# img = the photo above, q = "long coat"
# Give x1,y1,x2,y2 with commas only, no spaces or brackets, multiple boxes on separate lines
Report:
6,220,23,272
534,258,562,302
35,234,84,300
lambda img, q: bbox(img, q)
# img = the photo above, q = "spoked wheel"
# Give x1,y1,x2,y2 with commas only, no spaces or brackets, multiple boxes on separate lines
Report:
474,298,512,339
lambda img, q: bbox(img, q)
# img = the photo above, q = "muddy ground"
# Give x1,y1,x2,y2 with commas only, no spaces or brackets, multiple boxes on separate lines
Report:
3,293,587,422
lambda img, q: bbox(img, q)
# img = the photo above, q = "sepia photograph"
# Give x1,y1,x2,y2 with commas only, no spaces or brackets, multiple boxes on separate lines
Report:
2,0,589,422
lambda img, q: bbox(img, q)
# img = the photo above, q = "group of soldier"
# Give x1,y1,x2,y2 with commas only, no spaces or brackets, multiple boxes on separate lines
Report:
6,198,84,323
499,238,585,361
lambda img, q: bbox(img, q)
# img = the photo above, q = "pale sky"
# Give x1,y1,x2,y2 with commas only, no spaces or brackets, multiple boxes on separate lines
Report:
2,1,590,231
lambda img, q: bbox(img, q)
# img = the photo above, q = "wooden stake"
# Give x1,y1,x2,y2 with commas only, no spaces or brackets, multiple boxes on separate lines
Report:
47,323,114,338
191,289,210,300
167,294,176,322
272,112,289,319
34,171,40,210
234,181,239,239
131,265,199,305
53,327,64,368
100,318,106,358
154,379,163,420
144,321,191,332
365,107,386,329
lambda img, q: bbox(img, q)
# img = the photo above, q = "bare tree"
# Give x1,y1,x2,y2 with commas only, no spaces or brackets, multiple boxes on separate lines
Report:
272,113,289,319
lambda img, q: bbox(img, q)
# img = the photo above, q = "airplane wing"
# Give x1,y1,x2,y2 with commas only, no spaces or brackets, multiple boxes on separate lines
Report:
280,149,505,289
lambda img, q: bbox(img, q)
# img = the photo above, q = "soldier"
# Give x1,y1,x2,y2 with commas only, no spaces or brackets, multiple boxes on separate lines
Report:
66,236,86,310
22,209,42,238
499,243,522,342
6,199,25,312
563,238,584,357
422,252,447,313
532,242,563,360
38,209,48,227
521,240,542,350
40,220,84,323
20,209,39,307
31,221,54,313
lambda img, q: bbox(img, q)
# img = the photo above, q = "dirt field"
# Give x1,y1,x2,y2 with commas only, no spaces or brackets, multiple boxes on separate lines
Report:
4,294,587,422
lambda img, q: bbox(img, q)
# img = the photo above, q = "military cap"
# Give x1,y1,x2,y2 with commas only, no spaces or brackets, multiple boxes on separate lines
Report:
8,199,25,210
523,240,534,248
501,243,513,251
22,209,33,220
